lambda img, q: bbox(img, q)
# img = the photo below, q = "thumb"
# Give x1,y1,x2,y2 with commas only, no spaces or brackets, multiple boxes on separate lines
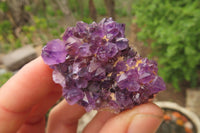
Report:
99,103,163,133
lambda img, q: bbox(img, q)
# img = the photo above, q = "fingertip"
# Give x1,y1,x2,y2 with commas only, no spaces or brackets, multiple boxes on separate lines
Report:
127,114,163,133
47,100,86,133
99,103,163,133
128,102,164,117
83,111,116,133
127,103,163,133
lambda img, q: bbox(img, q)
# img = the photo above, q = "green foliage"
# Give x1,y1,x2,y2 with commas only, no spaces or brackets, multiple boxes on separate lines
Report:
68,0,89,17
33,16,48,29
15,39,22,49
0,1,8,12
22,25,36,32
39,34,48,46
68,0,78,12
83,7,90,17
59,27,65,33
0,0,67,53
0,0,135,54
132,0,200,90
24,5,32,12
115,8,128,17
50,29,60,37
96,7,106,15
0,20,12,35
0,72,13,87
94,0,106,15
47,19,58,28
46,5,55,16
56,10,64,17
82,17,93,23
0,43,11,52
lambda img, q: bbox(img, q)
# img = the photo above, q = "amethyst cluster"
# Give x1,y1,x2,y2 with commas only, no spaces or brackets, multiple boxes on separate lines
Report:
42,18,166,113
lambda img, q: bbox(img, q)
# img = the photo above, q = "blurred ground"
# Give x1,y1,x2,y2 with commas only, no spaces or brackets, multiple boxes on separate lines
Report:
155,85,185,107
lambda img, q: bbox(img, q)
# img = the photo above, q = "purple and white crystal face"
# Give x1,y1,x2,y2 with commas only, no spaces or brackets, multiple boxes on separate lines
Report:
42,18,166,113
42,39,67,65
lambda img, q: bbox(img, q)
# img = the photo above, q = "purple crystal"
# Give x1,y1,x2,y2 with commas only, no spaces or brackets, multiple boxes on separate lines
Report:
63,88,84,105
116,37,128,50
117,69,140,92
116,89,133,109
42,39,67,65
96,46,108,62
106,42,118,58
42,18,166,113
78,43,92,57
52,70,66,88
115,61,127,72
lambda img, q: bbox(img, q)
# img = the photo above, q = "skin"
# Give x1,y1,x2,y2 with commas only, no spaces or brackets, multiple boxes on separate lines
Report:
0,57,163,133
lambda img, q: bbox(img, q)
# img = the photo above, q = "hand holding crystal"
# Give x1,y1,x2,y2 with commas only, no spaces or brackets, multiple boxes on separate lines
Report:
0,57,163,133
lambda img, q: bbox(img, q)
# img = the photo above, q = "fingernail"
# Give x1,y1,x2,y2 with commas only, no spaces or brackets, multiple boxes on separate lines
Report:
127,114,163,133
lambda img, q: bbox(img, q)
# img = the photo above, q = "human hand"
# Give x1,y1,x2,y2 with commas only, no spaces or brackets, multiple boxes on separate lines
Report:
0,57,163,133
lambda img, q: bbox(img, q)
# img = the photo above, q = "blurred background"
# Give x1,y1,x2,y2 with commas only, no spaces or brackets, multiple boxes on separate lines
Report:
0,0,200,132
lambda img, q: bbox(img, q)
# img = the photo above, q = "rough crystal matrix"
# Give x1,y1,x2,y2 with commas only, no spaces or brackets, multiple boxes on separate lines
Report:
42,18,166,113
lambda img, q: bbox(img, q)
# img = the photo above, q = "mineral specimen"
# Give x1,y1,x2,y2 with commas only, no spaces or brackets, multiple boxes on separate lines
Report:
42,18,166,113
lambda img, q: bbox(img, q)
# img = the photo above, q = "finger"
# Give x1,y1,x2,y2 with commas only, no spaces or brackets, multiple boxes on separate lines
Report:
17,117,46,133
83,111,116,133
0,57,62,132
17,91,62,133
99,103,163,133
0,57,61,112
47,100,86,133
